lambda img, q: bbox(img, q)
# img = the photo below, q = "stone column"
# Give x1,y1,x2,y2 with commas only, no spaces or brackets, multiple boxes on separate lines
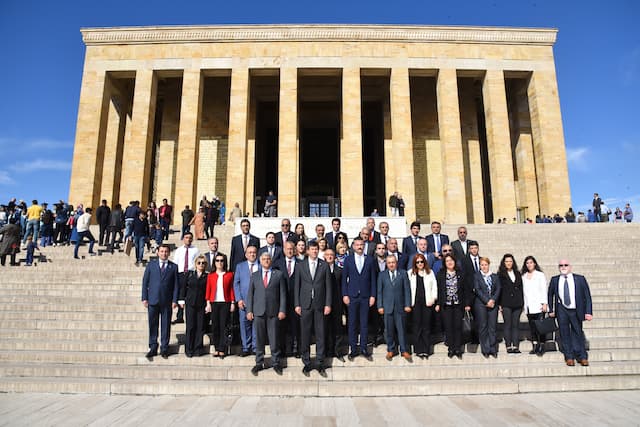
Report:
482,69,517,221
278,67,298,216
341,67,364,216
527,69,571,215
390,67,416,221
225,67,250,214
174,69,203,215
119,69,157,208
68,68,109,209
100,78,127,208
436,68,467,224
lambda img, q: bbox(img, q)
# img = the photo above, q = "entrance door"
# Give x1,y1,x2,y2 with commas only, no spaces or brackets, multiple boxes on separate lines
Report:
299,127,340,216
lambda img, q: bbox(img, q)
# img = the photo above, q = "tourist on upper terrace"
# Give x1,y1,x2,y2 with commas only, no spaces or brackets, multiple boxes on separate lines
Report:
123,201,140,242
614,207,624,223
576,212,587,223
132,211,150,266
73,207,96,259
565,207,576,223
498,254,524,354
592,193,603,222
548,259,593,367
624,203,634,222
0,217,21,266
388,192,399,216
228,202,242,224
264,190,277,217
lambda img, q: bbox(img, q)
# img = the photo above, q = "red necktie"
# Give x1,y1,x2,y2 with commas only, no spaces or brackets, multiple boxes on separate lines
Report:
263,271,269,288
184,247,189,271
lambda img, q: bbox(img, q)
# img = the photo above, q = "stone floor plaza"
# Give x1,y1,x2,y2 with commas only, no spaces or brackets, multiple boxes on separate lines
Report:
69,24,570,223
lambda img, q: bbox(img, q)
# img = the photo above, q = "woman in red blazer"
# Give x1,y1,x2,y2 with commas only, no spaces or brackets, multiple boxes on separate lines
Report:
206,254,236,358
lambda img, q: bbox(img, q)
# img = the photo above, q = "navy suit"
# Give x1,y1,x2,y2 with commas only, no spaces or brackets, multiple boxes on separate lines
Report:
377,269,411,353
142,259,179,353
259,245,283,266
274,231,296,247
473,272,501,355
426,233,449,255
230,233,260,271
233,260,259,352
341,253,377,354
548,274,593,361
402,235,421,257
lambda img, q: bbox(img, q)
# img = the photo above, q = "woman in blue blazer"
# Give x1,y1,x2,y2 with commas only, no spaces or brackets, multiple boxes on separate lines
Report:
473,257,501,357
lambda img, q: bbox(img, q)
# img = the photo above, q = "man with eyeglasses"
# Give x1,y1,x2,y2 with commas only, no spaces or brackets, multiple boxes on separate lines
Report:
275,219,296,247
548,260,593,367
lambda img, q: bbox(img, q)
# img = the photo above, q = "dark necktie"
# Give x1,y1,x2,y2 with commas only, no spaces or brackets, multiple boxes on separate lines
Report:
287,259,292,277
184,247,189,272
160,262,166,273
474,257,479,272
563,276,571,306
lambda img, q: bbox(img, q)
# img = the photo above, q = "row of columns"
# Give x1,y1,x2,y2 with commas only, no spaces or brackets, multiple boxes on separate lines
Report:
70,64,570,223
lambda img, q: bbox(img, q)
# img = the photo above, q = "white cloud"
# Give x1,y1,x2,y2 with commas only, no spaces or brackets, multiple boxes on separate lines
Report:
565,147,589,171
0,137,73,151
0,171,15,185
9,159,72,173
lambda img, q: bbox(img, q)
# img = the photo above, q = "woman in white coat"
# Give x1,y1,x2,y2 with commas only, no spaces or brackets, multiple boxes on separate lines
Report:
408,253,438,359
521,255,548,356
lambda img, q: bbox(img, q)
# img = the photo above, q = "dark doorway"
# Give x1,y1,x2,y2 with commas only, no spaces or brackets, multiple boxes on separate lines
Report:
253,101,279,209
299,124,340,216
362,101,386,216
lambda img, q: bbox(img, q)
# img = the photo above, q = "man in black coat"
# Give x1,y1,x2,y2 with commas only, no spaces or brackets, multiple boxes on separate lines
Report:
95,199,111,246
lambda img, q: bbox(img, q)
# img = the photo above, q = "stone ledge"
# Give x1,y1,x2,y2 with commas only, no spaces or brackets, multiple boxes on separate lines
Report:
81,24,557,46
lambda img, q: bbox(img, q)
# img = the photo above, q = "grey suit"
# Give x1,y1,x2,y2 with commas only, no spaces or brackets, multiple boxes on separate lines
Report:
377,269,411,353
247,268,287,366
294,258,332,368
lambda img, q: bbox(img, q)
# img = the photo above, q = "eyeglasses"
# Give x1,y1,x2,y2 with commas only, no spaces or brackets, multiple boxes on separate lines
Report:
196,261,206,265
215,259,225,262
442,250,452,253
282,224,290,227
558,264,569,267
415,260,425,264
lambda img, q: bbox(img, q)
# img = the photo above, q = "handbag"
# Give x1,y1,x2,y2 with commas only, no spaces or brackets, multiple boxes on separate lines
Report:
534,314,558,335
461,311,475,343
124,238,133,256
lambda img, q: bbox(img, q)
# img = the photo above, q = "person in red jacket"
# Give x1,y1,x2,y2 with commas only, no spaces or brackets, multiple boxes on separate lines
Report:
206,254,236,358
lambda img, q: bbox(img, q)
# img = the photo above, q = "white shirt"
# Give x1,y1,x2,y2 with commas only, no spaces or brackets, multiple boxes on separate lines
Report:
285,257,296,276
173,245,201,273
523,270,548,314
558,273,576,309
76,213,92,232
214,273,225,302
460,240,468,254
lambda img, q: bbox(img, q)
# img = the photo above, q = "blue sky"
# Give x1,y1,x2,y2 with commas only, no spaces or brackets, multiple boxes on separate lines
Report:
0,0,638,218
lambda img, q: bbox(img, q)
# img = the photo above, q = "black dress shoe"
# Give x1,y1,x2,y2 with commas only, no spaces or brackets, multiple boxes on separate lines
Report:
145,350,158,359
347,353,357,361
482,353,489,358
336,355,345,363
241,351,251,357
513,348,521,354
251,364,263,376
273,365,283,375
448,351,454,358
318,368,327,378
186,353,193,358
161,351,169,359
362,352,373,362
171,319,184,325
302,366,312,377
456,352,463,360
491,352,498,358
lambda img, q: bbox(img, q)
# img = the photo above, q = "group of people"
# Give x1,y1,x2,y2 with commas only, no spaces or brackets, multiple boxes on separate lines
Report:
142,216,594,376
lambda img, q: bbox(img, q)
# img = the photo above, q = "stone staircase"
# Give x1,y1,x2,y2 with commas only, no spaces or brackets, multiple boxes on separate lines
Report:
0,222,639,396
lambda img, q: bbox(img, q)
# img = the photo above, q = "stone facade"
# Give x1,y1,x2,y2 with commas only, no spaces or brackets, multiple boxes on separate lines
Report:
69,24,571,223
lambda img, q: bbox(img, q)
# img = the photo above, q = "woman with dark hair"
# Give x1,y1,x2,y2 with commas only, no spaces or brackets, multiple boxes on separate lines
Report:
317,237,328,259
498,254,525,353
295,239,307,261
521,255,548,356
205,253,235,358
180,254,209,357
473,257,501,358
435,254,472,359
408,253,437,358
293,223,308,243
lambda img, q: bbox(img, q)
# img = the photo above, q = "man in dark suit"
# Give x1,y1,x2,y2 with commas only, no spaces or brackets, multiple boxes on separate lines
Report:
402,221,422,256
377,255,412,361
324,248,346,361
359,227,377,256
230,218,260,272
378,221,391,247
203,237,226,273
274,218,296,247
246,252,287,375
294,241,332,376
451,226,470,262
141,244,179,359
592,193,603,222
275,241,301,357
325,217,347,250
426,221,449,260
233,245,259,356
386,238,409,271
259,232,283,267
95,199,111,246
548,259,593,367
365,217,381,245
341,237,377,360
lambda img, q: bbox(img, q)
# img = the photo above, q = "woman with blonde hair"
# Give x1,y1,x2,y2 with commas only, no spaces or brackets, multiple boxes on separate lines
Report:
179,254,209,357
408,253,437,359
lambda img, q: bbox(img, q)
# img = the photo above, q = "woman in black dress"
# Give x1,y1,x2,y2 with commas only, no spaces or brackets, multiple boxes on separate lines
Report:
179,255,209,357
498,253,525,353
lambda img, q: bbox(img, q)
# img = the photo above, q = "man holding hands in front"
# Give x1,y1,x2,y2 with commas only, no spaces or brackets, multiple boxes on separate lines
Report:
377,255,412,362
